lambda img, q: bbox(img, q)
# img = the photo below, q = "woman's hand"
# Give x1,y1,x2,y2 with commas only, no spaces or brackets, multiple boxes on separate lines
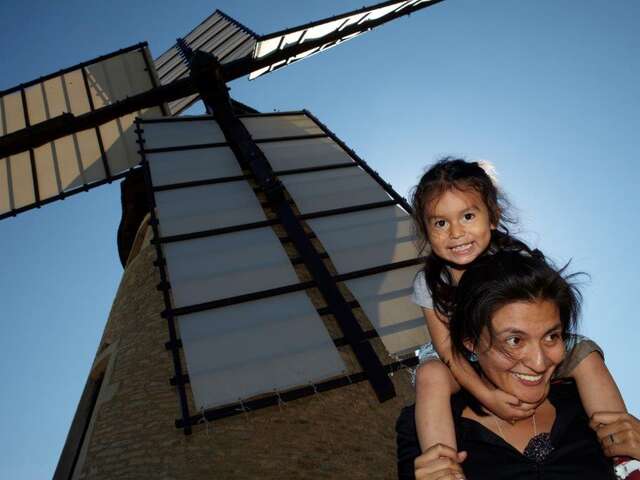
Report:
414,444,467,480
480,388,536,422
590,412,640,459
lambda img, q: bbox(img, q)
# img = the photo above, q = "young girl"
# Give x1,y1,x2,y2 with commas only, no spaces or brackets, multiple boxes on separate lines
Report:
410,158,632,477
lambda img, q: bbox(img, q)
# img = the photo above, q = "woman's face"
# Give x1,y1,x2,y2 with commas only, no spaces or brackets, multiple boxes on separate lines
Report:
470,299,566,406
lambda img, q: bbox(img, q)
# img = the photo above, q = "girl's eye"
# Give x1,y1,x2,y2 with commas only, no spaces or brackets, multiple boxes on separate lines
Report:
462,212,476,222
433,219,447,229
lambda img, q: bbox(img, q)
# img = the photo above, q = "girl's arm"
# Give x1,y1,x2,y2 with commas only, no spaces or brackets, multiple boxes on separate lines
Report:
569,349,626,418
424,308,535,420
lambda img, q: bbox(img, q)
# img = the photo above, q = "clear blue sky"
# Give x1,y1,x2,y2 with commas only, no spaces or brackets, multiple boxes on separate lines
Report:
1,1,638,478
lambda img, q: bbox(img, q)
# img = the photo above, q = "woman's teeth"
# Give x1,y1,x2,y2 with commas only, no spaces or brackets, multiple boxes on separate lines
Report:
513,372,543,382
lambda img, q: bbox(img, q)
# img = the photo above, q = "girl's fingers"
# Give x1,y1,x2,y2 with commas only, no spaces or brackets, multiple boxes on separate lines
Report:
414,444,467,479
432,469,465,480
415,444,461,466
593,421,633,442
416,463,465,480
416,469,463,480
591,412,636,428
602,434,640,458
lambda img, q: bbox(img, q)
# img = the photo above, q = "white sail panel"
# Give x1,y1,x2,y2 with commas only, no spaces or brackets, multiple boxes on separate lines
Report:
33,143,60,200
279,166,391,215
345,265,428,356
241,114,323,140
9,152,34,210
147,147,241,186
140,118,226,150
162,227,300,308
179,292,347,411
260,136,353,171
307,205,417,274
0,157,11,215
155,181,267,238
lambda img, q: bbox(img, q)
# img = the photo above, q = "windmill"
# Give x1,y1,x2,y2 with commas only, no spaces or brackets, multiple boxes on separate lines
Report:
1,1,444,478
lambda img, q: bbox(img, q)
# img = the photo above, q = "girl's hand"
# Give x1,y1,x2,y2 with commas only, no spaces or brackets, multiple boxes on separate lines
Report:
481,388,536,421
414,444,467,480
590,412,640,459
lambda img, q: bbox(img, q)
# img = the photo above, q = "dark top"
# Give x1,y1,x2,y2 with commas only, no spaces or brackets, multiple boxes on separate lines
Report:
396,381,615,479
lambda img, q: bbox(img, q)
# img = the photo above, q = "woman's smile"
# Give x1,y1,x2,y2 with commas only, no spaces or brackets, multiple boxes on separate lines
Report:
470,299,566,405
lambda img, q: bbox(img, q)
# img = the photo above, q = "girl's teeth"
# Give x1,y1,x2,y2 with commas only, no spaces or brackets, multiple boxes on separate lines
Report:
452,243,471,252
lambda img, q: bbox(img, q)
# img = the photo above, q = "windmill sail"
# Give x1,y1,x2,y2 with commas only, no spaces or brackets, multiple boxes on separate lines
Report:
0,1,446,221
245,0,444,80
136,111,428,424
154,10,258,115
0,43,166,219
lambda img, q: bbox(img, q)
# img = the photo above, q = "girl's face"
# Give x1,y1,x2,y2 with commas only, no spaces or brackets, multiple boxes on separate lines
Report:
424,188,495,268
468,300,566,406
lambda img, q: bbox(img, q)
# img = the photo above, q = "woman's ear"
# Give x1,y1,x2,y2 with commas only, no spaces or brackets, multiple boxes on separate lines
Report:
463,339,475,354
463,339,479,363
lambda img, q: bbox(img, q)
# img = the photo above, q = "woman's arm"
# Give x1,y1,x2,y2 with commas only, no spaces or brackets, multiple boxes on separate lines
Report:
424,308,535,420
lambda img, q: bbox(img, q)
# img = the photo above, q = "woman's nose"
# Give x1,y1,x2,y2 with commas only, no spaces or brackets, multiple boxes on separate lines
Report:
523,345,550,372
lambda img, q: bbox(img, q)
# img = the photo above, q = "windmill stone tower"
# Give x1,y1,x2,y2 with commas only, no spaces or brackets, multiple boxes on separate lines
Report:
0,2,445,478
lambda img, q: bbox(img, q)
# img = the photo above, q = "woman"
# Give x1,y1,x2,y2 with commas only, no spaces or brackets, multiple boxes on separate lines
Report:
397,251,640,479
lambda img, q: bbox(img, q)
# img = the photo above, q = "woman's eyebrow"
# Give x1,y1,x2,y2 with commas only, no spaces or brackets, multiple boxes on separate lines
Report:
495,324,563,336
495,328,528,336
544,324,563,335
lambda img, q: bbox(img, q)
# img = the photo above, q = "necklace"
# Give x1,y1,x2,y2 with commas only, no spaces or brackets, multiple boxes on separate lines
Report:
492,413,537,438
492,413,554,463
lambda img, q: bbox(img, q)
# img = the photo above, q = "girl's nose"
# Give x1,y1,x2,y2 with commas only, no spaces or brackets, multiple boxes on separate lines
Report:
449,222,464,239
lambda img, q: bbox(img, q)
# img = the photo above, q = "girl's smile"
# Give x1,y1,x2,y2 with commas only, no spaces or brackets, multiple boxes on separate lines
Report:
424,188,495,268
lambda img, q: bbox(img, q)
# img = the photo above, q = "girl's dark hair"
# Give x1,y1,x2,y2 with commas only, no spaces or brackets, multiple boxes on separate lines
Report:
410,157,535,316
449,250,582,361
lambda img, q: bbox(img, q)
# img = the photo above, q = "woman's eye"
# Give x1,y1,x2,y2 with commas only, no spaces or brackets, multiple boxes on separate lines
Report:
505,336,521,347
545,332,561,343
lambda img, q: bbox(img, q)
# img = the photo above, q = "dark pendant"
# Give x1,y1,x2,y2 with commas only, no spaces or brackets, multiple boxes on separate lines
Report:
523,432,554,463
